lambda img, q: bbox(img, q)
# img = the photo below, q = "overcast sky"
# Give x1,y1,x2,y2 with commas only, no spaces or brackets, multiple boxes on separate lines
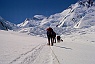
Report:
0,0,78,24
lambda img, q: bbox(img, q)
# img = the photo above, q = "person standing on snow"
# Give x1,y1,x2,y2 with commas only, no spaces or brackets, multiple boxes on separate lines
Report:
46,27,56,46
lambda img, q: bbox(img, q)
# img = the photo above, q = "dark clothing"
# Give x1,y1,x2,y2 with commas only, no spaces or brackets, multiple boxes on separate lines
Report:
52,31,56,43
47,31,53,37
47,36,53,45
47,31,53,46
46,27,56,46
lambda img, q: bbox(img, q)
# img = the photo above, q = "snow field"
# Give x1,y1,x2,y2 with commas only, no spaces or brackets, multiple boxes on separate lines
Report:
0,27,95,64
0,30,47,64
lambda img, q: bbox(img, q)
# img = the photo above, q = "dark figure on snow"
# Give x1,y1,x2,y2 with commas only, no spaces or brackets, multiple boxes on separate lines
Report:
57,36,63,42
46,27,56,46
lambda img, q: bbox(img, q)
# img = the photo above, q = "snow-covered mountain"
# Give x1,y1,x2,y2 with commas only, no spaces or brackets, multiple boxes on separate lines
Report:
17,15,47,28
58,0,95,28
18,0,95,28
0,16,18,31
0,0,94,33
17,0,95,36
1,1,95,64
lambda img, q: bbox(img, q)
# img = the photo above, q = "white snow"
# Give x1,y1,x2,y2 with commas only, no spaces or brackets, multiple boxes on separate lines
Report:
0,30,46,64
34,15,46,20
1,0,95,64
0,25,95,64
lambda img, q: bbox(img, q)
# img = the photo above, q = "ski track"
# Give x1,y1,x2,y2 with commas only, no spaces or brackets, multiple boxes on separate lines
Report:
9,43,60,64
32,45,52,64
32,45,60,64
9,43,46,64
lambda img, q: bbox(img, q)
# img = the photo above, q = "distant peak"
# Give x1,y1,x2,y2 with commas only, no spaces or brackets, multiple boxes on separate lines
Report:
25,18,31,21
33,15,46,20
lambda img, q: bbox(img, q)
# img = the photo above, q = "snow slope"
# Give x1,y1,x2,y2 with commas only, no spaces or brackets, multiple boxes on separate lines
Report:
16,0,95,37
0,25,95,64
0,16,18,30
58,1,95,28
17,15,47,28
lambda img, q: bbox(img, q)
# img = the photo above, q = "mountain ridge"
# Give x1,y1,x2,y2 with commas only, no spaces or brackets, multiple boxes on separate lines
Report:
1,0,95,37
0,16,18,30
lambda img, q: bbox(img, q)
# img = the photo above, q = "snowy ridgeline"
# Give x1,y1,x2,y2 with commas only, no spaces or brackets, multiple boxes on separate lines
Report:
16,0,95,37
0,16,18,31
1,0,95,37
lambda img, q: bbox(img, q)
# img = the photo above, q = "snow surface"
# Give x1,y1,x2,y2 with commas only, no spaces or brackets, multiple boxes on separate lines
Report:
0,25,95,64
0,0,95,64
0,30,46,64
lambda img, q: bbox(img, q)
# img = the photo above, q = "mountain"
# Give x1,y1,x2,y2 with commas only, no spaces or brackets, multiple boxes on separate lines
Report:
0,16,18,31
17,0,95,36
17,15,47,28
57,0,95,28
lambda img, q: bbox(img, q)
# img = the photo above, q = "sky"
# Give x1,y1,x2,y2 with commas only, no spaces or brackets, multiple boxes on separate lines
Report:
0,0,78,24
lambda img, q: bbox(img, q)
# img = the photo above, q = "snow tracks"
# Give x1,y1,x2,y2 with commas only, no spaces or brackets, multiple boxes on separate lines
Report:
9,43,45,64
9,43,55,64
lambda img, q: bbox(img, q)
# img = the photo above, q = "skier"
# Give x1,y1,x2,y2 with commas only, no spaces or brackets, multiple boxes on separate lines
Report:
46,27,56,46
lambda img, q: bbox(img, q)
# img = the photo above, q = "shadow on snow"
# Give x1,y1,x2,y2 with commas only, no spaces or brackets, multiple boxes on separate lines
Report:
54,45,72,50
